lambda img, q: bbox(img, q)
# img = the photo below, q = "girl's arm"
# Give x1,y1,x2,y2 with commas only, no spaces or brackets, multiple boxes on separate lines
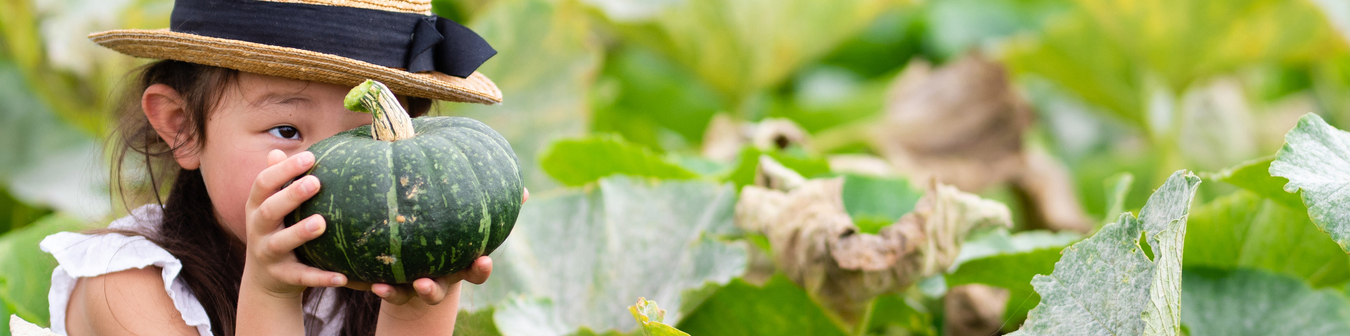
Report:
374,281,462,335
364,257,492,335
66,267,199,336
238,150,350,335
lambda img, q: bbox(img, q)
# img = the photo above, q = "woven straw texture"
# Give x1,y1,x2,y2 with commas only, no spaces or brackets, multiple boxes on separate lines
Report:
91,0,501,105
91,29,500,104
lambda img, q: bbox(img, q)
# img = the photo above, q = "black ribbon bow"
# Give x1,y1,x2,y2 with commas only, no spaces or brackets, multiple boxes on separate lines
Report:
169,0,496,78
407,16,495,77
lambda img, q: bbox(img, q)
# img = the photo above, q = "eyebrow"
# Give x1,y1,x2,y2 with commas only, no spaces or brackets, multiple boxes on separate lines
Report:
249,92,313,110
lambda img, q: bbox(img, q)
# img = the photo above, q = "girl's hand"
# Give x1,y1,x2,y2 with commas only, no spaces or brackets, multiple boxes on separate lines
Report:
348,188,527,305
346,257,492,305
242,149,348,297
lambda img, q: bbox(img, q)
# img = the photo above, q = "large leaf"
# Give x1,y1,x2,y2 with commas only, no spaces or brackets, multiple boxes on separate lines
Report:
460,176,747,335
605,0,902,103
0,62,107,221
922,0,1071,59
1270,113,1350,253
1006,0,1345,130
1181,268,1350,336
1010,171,1200,335
1003,14,1146,127
1184,191,1350,287
453,306,504,336
946,230,1080,326
1207,156,1302,209
0,214,93,335
1074,0,1344,91
539,135,698,186
676,276,848,336
590,46,726,152
448,0,603,191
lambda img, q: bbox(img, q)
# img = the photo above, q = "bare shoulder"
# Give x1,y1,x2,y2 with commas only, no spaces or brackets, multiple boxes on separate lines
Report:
65,267,200,336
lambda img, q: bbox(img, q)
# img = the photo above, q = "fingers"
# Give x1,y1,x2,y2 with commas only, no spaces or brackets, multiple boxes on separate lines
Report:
372,284,416,305
461,257,493,285
523,188,529,203
267,149,286,166
253,175,320,230
261,214,325,256
247,150,316,214
274,262,348,288
412,278,460,305
368,257,492,305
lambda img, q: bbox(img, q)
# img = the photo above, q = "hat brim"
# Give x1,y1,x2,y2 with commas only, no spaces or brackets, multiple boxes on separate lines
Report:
91,29,502,104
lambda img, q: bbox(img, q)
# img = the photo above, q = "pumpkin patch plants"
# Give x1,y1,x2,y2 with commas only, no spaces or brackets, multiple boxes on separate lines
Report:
284,80,524,284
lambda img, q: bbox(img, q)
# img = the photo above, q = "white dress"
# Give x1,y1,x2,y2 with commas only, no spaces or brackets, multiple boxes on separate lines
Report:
40,205,344,336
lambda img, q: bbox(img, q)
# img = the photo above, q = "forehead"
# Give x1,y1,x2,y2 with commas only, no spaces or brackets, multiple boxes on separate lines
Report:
230,72,350,102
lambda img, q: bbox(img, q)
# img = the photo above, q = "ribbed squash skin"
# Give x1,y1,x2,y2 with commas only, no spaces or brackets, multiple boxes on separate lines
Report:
285,116,522,284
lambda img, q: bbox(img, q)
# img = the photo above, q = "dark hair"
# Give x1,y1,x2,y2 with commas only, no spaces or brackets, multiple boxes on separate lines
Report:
107,60,432,336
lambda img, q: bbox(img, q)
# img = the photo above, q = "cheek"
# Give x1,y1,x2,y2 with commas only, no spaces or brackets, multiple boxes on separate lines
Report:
199,147,269,241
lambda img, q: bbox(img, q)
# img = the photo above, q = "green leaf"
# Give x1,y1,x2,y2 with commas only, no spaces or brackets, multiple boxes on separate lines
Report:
1270,113,1350,253
840,174,924,234
539,135,699,186
767,70,892,135
0,214,92,331
493,297,572,336
629,298,690,336
1181,268,1350,335
461,176,747,334
1207,156,1302,209
946,230,1081,326
0,62,107,220
455,306,504,336
590,46,726,152
1010,171,1200,336
863,294,937,336
1101,172,1133,225
605,0,903,101
922,0,1070,59
451,0,604,191
724,148,830,190
1005,0,1345,129
1184,191,1350,287
676,276,849,336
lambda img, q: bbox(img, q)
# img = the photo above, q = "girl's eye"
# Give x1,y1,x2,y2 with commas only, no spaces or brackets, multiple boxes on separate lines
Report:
269,126,301,140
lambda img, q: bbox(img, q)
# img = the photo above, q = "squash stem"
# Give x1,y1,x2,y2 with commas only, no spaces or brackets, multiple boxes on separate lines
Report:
345,80,416,142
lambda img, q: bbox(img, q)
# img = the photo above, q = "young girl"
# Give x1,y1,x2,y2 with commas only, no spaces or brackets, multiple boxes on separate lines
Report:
38,0,524,335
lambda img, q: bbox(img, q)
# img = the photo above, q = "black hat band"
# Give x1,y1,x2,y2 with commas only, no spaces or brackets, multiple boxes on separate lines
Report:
169,0,495,78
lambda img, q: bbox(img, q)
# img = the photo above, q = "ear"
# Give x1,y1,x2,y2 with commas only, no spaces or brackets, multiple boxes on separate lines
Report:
143,84,202,170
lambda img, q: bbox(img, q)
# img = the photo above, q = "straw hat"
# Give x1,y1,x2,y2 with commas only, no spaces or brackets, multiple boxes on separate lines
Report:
90,0,502,104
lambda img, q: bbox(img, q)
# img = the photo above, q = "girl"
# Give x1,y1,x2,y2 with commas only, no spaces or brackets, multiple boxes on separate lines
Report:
38,0,524,335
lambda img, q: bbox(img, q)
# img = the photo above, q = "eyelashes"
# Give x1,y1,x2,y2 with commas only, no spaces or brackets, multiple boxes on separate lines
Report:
268,125,301,140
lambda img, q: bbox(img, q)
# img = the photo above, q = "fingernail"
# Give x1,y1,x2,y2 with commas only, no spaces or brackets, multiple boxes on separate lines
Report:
305,218,320,232
374,288,389,298
298,151,314,166
299,176,316,193
417,284,431,295
331,275,344,286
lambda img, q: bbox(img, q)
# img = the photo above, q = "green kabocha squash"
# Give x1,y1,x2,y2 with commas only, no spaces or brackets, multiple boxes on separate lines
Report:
285,80,523,284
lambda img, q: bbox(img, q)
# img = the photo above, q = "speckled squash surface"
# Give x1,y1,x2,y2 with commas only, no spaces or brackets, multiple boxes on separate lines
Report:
285,80,523,284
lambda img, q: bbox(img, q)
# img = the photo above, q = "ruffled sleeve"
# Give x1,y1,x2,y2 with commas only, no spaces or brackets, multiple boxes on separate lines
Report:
39,205,213,336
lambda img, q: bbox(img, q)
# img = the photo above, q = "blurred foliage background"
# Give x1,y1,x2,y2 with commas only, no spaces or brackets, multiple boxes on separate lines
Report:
4,0,1350,335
